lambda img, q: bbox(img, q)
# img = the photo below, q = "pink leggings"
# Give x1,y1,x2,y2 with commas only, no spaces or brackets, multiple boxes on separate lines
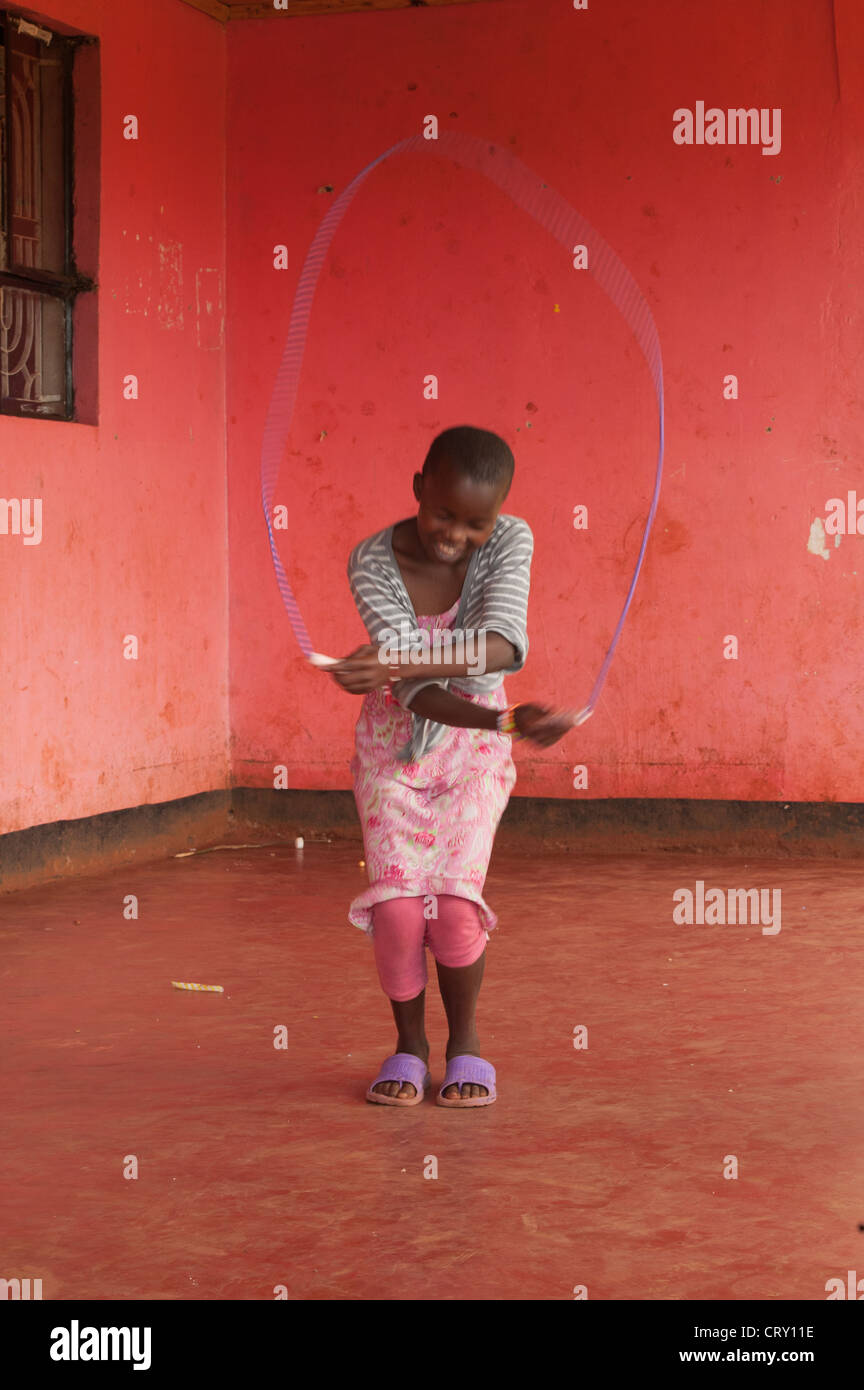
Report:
371,894,489,1001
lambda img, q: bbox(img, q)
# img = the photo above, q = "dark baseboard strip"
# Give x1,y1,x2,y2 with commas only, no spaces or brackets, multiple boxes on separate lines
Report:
1,788,863,897
496,795,864,856
0,791,232,897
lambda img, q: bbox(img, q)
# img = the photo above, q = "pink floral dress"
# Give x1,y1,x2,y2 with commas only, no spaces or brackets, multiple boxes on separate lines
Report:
348,598,517,935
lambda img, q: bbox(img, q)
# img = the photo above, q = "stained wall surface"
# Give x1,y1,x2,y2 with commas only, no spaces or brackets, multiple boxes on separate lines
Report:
228,0,864,802
3,0,863,845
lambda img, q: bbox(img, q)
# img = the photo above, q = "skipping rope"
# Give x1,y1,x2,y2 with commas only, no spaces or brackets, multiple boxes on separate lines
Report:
261,130,664,727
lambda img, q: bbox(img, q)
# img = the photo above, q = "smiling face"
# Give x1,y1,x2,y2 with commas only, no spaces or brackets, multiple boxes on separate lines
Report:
412,462,508,566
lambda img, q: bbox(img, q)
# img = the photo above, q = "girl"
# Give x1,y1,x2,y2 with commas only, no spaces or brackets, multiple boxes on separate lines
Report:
329,426,573,1108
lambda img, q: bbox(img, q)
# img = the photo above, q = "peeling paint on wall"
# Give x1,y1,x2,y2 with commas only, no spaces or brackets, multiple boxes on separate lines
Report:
120,229,153,316
196,267,224,350
158,239,185,329
807,516,831,559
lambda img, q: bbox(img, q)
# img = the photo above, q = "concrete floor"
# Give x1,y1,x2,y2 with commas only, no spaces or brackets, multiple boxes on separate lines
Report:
1,837,862,1300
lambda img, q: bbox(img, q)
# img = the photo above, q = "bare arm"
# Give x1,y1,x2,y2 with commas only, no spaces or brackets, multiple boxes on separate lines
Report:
405,684,572,746
327,652,573,746
388,631,517,681
327,632,517,691
407,683,500,731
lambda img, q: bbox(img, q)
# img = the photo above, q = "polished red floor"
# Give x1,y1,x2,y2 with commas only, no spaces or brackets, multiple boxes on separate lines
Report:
2,838,862,1300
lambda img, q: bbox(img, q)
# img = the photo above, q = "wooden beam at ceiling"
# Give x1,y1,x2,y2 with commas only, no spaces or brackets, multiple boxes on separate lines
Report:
178,0,229,21
178,0,504,22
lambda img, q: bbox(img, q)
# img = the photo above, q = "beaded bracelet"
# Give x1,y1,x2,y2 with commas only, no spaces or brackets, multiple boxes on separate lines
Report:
496,703,525,739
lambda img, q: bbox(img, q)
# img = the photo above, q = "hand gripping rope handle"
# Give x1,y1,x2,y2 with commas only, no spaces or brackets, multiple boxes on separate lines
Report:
261,130,664,727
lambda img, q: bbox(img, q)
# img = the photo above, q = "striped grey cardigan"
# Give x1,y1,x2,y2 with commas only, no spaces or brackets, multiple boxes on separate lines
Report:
347,513,533,763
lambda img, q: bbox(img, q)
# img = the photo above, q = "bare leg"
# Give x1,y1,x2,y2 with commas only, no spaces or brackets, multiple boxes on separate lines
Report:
372,990,430,1099
435,951,488,1099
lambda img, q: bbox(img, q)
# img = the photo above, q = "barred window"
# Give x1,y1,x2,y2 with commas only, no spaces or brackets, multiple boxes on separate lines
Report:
0,10,95,420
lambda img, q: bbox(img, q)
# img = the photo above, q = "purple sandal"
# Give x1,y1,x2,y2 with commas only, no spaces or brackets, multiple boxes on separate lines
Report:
365,1052,430,1107
436,1054,497,1108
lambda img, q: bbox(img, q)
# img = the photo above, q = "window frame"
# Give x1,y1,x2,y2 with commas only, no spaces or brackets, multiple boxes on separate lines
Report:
0,8,96,421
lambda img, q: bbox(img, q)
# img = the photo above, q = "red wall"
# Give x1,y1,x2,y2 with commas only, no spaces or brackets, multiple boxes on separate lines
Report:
1,0,227,836
3,0,863,844
228,0,864,803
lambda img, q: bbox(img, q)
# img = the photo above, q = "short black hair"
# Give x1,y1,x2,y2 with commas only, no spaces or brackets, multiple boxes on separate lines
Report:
422,426,514,497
